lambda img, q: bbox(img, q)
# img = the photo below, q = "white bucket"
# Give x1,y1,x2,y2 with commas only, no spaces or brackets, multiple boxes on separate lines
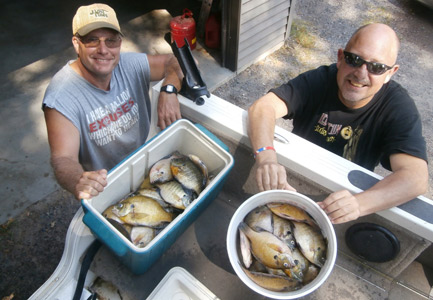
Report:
226,190,337,299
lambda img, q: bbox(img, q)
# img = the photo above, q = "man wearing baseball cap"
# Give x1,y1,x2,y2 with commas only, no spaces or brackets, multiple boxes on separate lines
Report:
42,3,184,200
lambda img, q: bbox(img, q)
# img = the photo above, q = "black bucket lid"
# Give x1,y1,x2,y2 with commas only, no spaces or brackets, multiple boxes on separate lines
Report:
345,222,400,263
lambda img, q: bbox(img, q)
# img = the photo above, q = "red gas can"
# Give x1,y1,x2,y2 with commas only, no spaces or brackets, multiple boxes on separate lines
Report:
205,14,220,49
170,9,196,50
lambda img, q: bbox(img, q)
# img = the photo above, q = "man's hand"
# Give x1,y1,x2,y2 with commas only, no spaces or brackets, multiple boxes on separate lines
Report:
148,54,183,130
75,169,108,200
157,92,181,130
318,190,360,224
255,161,296,192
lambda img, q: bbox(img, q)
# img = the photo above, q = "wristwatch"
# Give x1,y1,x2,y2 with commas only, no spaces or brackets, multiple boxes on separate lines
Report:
160,84,178,95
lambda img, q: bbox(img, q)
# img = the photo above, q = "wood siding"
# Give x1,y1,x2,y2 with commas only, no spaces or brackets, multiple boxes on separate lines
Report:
237,0,291,71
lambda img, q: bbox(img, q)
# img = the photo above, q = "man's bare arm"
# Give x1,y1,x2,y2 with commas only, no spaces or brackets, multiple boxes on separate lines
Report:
319,153,428,223
247,93,295,191
44,108,107,199
148,54,184,129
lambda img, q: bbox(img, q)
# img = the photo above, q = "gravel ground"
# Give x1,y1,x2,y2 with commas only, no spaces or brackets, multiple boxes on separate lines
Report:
1,0,432,299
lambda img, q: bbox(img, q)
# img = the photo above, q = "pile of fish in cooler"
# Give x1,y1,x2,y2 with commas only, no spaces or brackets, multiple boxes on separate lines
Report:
102,151,208,248
238,203,327,292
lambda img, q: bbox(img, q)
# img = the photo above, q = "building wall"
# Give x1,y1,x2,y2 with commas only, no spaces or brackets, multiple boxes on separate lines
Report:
237,0,292,72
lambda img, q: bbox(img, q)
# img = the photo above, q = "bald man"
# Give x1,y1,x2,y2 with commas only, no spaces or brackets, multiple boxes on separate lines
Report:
248,23,428,224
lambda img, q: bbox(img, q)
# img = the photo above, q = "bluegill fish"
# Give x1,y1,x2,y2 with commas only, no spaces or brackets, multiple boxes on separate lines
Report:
102,204,124,224
130,226,155,248
242,266,301,292
245,205,273,233
238,222,295,269
302,264,320,285
171,156,206,195
139,176,152,189
267,203,317,228
149,152,181,184
283,247,310,282
112,195,173,228
272,214,296,250
265,266,286,276
137,187,169,208
239,228,253,268
188,154,209,184
156,180,195,210
249,259,268,273
106,218,132,240
291,221,326,267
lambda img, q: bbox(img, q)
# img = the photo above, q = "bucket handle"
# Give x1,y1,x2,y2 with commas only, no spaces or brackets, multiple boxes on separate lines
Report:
182,8,193,18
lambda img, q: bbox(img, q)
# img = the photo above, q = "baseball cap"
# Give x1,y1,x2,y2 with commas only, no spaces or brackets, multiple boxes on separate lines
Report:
72,3,123,36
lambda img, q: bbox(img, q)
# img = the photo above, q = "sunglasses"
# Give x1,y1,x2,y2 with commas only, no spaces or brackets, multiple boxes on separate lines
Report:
343,51,394,75
76,35,122,49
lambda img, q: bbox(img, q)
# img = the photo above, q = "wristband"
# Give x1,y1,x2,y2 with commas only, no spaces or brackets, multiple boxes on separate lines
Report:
254,146,275,158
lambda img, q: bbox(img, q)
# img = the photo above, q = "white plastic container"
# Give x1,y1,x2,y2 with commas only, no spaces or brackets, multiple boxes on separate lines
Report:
226,190,337,299
82,119,234,274
147,267,219,300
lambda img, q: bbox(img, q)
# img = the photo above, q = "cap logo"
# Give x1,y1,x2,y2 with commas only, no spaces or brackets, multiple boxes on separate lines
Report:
72,4,123,36
90,9,109,18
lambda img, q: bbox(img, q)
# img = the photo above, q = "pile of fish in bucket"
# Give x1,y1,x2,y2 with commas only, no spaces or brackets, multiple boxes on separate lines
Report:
102,151,208,248
239,203,327,292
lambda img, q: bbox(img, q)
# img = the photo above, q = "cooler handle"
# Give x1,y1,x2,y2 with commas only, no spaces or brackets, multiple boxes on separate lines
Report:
82,201,128,257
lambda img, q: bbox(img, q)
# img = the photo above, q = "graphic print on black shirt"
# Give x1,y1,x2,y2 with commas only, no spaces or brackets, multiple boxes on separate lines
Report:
313,112,363,162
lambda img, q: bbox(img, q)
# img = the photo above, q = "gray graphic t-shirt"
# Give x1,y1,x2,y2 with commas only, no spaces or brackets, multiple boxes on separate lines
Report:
43,53,152,171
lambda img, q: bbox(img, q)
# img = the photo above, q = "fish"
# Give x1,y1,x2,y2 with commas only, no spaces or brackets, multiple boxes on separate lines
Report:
139,176,153,189
238,222,295,269
90,277,123,300
239,228,253,268
302,264,320,285
291,221,327,267
188,154,209,184
242,266,302,292
272,214,296,250
112,195,173,228
171,156,206,195
102,204,124,224
267,203,317,228
106,218,132,240
245,205,273,233
137,187,169,208
130,226,156,248
265,267,286,276
249,259,268,273
156,180,195,210
283,247,310,282
149,152,181,184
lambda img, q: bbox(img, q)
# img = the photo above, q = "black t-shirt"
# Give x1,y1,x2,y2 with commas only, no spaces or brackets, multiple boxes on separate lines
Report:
270,64,427,171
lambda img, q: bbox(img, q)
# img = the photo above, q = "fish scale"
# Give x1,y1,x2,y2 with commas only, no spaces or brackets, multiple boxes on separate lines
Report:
239,222,296,270
170,156,206,195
